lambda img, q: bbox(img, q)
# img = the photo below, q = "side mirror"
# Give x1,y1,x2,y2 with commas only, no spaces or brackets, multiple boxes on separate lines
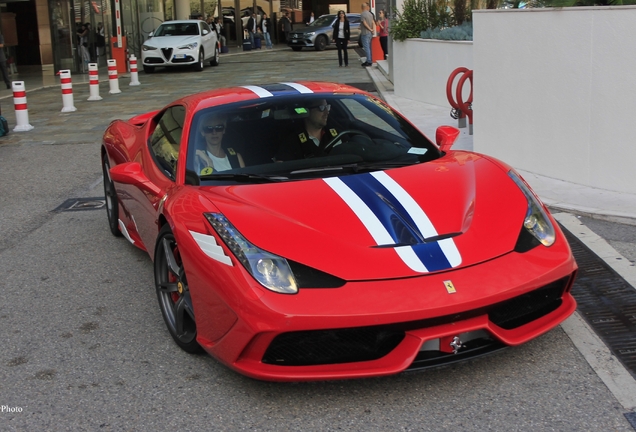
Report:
202,29,209,35
148,31,154,38
109,162,164,197
435,125,460,152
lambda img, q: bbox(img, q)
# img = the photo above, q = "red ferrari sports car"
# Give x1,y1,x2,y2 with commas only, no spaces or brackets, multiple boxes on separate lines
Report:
101,81,577,381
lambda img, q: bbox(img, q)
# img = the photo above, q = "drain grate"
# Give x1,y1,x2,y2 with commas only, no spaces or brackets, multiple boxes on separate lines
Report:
54,197,106,212
561,225,636,379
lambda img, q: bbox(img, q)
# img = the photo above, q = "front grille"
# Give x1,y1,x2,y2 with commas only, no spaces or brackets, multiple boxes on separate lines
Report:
488,277,568,330
262,327,405,366
161,48,173,60
407,337,506,371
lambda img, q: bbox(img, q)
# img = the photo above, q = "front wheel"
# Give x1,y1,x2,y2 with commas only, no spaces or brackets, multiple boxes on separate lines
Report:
193,50,204,71
291,46,302,52
314,35,327,51
102,156,122,237
210,45,219,66
154,225,202,353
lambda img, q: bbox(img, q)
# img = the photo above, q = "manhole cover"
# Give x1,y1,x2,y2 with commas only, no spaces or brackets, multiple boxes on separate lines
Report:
54,197,106,212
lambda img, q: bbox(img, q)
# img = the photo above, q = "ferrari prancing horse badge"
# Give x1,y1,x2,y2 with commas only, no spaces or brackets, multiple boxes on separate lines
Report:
444,280,456,294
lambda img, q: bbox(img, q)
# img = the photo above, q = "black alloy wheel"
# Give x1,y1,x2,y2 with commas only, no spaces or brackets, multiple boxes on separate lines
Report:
194,50,204,71
102,156,122,237
154,225,202,353
314,35,328,51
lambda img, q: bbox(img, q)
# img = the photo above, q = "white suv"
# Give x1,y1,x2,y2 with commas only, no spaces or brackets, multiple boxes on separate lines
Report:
142,20,220,73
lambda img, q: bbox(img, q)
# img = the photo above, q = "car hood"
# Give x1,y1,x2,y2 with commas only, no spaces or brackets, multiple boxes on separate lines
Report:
146,35,200,48
198,152,529,281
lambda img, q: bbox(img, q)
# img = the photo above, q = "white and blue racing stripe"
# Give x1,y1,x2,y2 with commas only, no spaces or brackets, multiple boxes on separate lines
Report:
324,173,461,273
241,83,314,98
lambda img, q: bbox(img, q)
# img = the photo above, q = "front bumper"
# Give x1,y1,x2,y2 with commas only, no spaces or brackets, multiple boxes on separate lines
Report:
142,48,197,67
186,234,577,381
287,35,315,48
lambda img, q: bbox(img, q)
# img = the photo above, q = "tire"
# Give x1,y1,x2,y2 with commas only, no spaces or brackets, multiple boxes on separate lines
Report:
143,65,155,74
314,35,328,51
210,45,219,66
193,50,204,71
102,155,122,237
154,225,203,354
291,46,302,51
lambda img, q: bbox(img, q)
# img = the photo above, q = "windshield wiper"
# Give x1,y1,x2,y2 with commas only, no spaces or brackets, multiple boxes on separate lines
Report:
199,173,287,183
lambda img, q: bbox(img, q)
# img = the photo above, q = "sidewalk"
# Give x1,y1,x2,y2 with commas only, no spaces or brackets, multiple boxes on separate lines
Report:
367,62,636,226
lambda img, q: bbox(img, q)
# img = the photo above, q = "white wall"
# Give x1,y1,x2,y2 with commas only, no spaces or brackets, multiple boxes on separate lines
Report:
393,39,473,108
473,6,636,194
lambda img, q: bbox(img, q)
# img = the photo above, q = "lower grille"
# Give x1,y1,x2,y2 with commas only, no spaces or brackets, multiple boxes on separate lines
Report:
488,278,567,330
145,57,164,64
262,327,405,366
171,56,195,63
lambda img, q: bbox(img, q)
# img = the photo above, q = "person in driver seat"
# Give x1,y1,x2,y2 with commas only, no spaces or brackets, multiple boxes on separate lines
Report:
275,99,340,161
194,113,245,174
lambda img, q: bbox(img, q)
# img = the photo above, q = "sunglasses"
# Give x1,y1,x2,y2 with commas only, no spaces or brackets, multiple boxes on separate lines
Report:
311,104,331,112
203,124,225,133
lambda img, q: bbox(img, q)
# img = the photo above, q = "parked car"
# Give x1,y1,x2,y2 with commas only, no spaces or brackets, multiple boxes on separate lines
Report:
288,13,361,51
102,81,577,381
141,20,219,73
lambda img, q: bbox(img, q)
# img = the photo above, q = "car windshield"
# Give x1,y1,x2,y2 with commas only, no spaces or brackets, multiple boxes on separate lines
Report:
185,93,441,185
309,15,335,27
153,23,200,36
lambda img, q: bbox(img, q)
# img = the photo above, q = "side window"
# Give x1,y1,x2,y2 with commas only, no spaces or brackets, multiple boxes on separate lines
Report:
349,16,360,24
340,99,402,137
149,105,186,180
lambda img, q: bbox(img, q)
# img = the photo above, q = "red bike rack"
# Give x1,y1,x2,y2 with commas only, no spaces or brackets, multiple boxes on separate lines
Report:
446,67,473,135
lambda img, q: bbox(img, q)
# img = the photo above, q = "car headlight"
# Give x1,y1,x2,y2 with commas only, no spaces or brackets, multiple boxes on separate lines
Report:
306,32,315,37
177,42,198,50
142,45,157,51
205,213,298,294
508,170,555,247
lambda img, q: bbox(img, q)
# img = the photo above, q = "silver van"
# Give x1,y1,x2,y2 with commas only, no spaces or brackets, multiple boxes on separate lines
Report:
287,13,361,51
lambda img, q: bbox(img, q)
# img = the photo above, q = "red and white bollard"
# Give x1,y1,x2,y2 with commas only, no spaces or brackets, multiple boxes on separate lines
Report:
129,55,140,86
58,69,77,112
87,63,102,101
108,59,121,94
12,81,34,132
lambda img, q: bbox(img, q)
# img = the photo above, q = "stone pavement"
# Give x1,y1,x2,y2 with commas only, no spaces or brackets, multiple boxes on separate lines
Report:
2,45,636,225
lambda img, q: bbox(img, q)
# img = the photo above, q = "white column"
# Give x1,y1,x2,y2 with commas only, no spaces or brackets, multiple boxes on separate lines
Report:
175,0,191,20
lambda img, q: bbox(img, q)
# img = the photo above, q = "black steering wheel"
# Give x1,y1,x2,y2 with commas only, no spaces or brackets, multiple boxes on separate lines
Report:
323,129,371,154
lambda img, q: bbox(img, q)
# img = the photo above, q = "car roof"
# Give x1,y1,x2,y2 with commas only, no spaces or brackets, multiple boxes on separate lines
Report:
173,82,374,112
159,20,204,25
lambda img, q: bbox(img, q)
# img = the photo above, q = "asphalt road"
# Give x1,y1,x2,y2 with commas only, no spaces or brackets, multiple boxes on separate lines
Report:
0,49,634,431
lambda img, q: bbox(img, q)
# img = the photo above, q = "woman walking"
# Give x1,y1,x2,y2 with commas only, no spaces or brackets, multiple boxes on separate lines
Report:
378,10,389,60
331,11,350,67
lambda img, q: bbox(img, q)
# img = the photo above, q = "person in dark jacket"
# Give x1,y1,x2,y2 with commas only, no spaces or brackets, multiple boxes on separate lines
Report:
331,11,350,67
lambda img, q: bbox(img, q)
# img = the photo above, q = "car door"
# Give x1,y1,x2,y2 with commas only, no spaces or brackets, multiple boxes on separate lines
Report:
200,21,214,59
348,15,361,42
135,105,187,252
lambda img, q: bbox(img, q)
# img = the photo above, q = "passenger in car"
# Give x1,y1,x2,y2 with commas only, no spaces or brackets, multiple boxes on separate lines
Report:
194,113,245,174
275,99,340,161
